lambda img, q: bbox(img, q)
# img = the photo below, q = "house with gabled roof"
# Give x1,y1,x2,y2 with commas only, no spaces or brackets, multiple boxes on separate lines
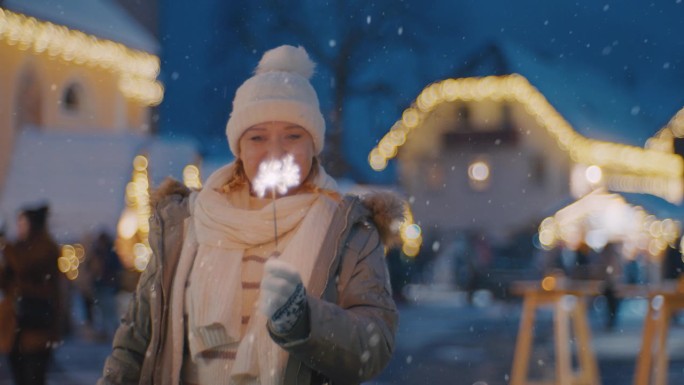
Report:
0,1,174,248
369,42,683,261
0,0,163,192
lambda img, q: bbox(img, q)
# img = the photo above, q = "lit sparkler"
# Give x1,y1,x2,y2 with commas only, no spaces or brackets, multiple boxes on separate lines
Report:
253,154,301,250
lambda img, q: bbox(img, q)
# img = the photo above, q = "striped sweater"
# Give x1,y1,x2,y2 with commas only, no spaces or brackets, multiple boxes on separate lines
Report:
181,196,296,385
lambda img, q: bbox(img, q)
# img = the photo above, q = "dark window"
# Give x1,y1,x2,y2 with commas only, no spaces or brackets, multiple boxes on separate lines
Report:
443,102,518,148
63,83,82,112
530,153,546,186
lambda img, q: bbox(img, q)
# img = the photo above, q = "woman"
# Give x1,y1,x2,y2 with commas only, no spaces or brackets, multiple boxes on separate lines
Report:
99,45,401,385
1,204,61,385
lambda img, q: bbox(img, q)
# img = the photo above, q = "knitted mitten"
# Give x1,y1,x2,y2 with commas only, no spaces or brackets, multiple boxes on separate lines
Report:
259,259,308,333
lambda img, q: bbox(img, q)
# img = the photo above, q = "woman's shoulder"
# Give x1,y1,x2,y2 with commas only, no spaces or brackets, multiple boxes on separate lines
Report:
150,178,195,221
342,191,405,249
151,178,193,207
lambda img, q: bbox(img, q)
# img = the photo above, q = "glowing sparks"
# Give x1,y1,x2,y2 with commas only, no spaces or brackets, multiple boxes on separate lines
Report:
253,154,301,198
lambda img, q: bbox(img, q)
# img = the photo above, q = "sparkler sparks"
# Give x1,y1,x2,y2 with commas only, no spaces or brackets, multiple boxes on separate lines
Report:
253,154,301,252
253,154,301,198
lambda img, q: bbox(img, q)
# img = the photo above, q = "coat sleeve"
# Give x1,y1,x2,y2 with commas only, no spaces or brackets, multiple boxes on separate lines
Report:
270,222,398,383
97,253,157,385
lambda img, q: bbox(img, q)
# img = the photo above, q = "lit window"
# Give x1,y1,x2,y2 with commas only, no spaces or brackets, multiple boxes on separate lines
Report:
468,159,491,191
585,165,602,184
468,161,490,182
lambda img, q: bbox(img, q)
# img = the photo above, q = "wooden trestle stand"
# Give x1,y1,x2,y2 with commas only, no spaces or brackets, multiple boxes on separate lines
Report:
510,279,602,385
633,278,684,385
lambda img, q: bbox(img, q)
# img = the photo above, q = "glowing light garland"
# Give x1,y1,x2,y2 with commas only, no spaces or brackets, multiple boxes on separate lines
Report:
0,8,163,106
538,199,681,261
369,74,683,179
57,243,85,280
183,164,202,189
400,204,422,257
120,155,152,271
646,107,684,153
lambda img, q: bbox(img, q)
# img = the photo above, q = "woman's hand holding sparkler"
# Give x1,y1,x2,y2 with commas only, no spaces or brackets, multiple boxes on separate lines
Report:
254,154,309,334
258,259,308,334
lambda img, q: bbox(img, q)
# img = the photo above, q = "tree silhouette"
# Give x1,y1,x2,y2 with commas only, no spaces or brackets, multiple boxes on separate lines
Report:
212,0,439,178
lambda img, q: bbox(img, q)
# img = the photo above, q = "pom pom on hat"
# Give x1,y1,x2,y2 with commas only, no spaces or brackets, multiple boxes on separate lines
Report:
256,45,315,79
226,45,325,156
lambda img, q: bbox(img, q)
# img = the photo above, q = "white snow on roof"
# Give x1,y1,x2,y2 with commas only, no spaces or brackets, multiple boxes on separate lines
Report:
0,131,202,242
4,0,158,53
0,130,146,242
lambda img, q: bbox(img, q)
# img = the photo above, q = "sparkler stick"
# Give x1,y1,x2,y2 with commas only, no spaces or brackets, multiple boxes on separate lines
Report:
253,154,300,252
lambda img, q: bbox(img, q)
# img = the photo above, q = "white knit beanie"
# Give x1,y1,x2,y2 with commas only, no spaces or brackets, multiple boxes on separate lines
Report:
226,45,325,156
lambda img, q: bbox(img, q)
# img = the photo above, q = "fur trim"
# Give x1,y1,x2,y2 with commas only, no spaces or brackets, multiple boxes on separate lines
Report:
150,178,191,209
361,192,406,249
149,179,406,249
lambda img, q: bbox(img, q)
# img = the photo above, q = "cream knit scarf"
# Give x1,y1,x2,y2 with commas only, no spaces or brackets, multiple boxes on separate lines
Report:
187,161,338,384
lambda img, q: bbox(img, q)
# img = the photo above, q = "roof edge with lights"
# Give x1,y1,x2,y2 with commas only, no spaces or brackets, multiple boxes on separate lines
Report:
0,8,163,106
369,74,683,181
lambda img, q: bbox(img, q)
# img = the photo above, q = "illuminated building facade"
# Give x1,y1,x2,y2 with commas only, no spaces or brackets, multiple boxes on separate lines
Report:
0,2,162,191
370,74,683,255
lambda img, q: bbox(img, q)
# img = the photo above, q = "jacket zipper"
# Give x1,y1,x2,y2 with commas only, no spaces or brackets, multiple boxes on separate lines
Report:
296,199,354,385
321,199,354,295
151,213,166,383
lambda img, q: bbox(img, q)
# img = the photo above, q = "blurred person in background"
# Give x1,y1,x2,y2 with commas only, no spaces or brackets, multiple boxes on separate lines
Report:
75,230,123,341
0,216,12,355
597,242,623,331
0,204,63,385
87,231,122,340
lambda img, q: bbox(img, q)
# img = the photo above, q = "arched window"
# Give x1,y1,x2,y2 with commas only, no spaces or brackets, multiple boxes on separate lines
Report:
62,83,83,113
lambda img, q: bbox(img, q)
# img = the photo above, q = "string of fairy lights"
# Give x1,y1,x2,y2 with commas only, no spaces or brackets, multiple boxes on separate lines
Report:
0,8,163,106
115,160,202,272
539,208,681,260
646,107,684,153
369,74,683,180
399,205,422,257
57,243,85,280
369,74,684,260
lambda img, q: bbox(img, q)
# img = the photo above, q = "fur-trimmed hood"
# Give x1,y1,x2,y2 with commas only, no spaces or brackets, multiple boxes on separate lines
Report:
357,191,404,249
150,178,405,249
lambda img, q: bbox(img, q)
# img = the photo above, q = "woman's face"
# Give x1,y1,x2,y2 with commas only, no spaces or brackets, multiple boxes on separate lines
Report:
17,213,29,241
239,121,315,196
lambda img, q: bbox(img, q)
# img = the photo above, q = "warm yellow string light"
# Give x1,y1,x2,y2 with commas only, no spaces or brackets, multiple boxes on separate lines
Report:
57,243,85,280
539,213,680,260
183,164,202,189
0,8,163,106
399,203,422,257
122,155,152,271
647,107,684,153
369,75,683,181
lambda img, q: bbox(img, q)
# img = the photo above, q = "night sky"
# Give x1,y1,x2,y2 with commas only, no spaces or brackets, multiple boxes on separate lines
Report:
158,0,684,183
